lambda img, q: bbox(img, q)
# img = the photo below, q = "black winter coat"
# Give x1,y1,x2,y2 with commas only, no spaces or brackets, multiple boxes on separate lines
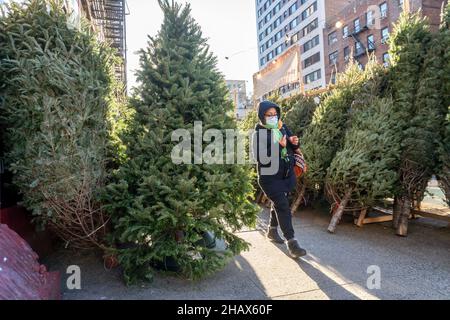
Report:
252,101,299,198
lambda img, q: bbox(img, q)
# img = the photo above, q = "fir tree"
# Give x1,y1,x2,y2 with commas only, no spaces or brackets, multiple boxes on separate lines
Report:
0,0,122,248
102,0,258,284
282,94,317,139
300,58,382,203
437,2,450,206
325,96,401,232
281,94,317,212
388,12,439,235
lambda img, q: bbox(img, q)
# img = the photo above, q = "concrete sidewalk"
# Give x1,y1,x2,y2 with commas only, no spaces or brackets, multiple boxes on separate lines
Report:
45,206,450,300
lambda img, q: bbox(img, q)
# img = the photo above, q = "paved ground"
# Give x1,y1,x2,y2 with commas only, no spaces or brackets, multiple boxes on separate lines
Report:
44,205,450,300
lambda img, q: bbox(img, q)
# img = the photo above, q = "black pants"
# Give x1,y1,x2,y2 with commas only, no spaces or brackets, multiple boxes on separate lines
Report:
268,192,295,241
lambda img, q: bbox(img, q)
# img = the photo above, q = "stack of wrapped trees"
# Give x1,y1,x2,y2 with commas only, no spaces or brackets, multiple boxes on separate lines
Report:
293,59,383,215
0,0,125,248
389,12,448,236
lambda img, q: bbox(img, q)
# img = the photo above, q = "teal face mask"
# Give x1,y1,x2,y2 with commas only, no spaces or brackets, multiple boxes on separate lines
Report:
265,115,278,128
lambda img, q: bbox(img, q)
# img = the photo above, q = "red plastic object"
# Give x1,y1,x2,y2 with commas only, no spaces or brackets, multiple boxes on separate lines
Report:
0,224,60,300
0,205,54,258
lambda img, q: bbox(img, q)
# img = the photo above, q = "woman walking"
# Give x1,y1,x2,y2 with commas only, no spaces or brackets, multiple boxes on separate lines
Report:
253,100,307,259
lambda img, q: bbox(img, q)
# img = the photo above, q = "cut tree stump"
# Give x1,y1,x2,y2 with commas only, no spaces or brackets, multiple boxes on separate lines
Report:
396,197,411,237
327,189,352,233
291,183,306,213
393,196,401,229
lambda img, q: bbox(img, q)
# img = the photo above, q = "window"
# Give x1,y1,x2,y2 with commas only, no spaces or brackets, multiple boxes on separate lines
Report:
301,0,308,4
399,0,404,9
304,69,321,84
267,51,274,61
381,27,389,43
265,12,272,23
301,1,317,21
366,9,375,26
330,72,336,85
343,25,349,38
274,30,283,41
266,38,273,49
303,35,320,52
274,17,282,28
367,34,375,50
355,41,363,55
259,33,264,41
260,45,265,54
289,2,298,15
344,46,350,62
380,2,388,18
383,52,390,66
303,52,321,68
354,18,360,33
259,21,264,30
275,44,283,55
329,51,338,65
290,32,300,44
328,31,338,45
258,8,263,18
260,57,266,66
303,18,318,36
273,2,281,14
290,17,299,29
265,25,273,36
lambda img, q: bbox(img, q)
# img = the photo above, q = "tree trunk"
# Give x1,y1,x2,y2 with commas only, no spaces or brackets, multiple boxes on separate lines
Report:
291,183,306,213
392,195,402,229
327,189,352,234
256,190,265,204
396,196,411,237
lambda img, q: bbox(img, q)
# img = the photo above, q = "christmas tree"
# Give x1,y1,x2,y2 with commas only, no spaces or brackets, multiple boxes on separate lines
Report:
102,0,258,284
0,0,122,248
299,58,381,206
281,94,317,212
316,58,391,233
325,95,400,232
388,12,443,236
282,94,317,139
437,2,450,206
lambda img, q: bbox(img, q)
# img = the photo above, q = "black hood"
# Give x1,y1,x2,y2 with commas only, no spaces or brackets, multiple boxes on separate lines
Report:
257,100,281,124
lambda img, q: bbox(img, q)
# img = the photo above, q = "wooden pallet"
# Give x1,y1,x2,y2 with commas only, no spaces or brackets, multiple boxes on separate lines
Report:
411,208,450,223
354,206,450,227
354,206,393,227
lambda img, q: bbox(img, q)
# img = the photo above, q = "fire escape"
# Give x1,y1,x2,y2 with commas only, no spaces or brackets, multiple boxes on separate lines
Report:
348,22,375,65
82,0,128,87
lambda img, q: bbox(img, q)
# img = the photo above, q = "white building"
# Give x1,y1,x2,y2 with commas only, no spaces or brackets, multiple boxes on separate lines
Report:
254,0,347,101
226,80,252,121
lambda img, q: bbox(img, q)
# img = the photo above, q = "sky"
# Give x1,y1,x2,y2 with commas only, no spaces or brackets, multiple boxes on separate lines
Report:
125,0,259,96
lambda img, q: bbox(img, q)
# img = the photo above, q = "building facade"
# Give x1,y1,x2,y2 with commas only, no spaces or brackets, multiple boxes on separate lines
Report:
323,0,447,85
63,0,128,86
254,0,349,101
226,80,252,120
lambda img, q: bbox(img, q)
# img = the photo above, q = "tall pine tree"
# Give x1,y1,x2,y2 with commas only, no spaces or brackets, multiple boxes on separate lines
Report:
299,58,381,206
388,12,443,236
102,0,258,284
438,2,450,206
0,0,122,248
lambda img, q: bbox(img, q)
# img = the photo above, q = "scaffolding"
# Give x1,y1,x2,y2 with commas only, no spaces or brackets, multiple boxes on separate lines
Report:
81,0,128,86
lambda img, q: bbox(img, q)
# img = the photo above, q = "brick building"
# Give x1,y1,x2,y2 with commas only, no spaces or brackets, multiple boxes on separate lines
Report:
254,0,349,101
323,0,447,85
64,0,128,85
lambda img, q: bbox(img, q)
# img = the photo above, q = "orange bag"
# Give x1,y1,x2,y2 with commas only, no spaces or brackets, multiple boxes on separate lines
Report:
294,152,307,178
